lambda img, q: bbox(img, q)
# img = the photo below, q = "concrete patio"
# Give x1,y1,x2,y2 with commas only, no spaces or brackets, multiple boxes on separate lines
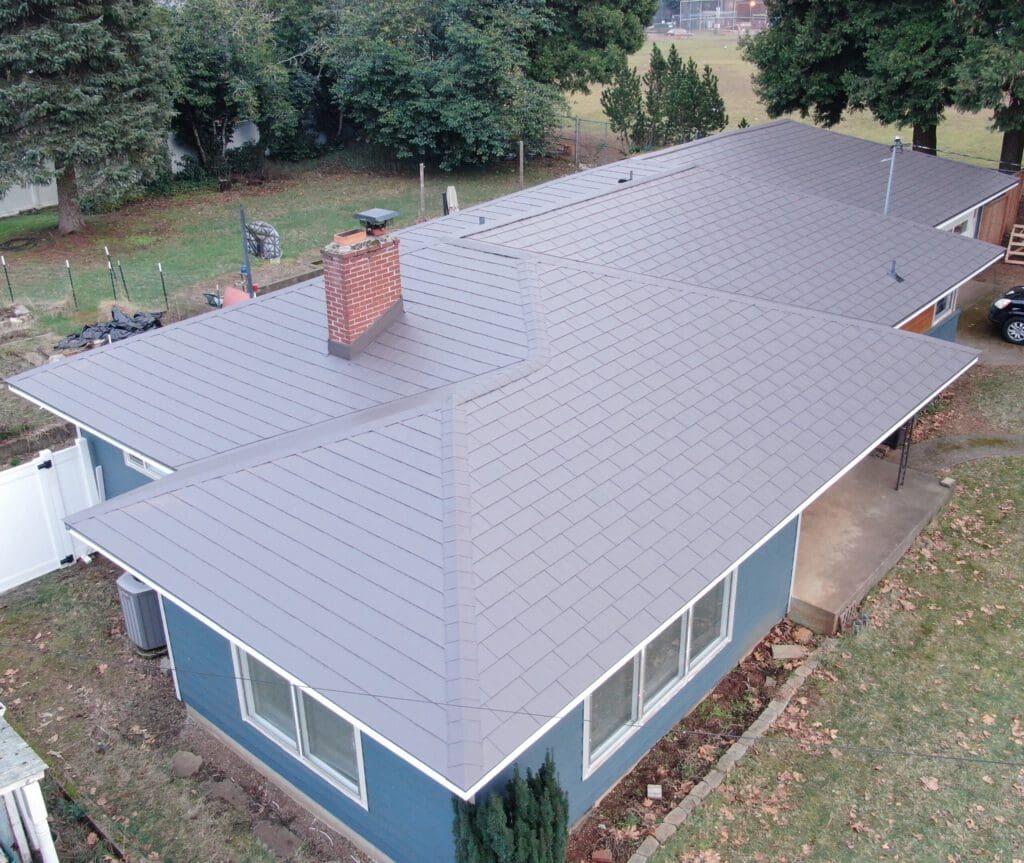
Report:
790,453,951,634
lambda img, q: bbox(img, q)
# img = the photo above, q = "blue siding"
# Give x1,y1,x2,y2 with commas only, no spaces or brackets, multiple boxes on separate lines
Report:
162,600,456,863
927,310,961,342
481,515,799,824
82,430,152,498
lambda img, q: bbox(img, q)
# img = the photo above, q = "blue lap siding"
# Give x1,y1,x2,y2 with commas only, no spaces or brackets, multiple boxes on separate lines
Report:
479,515,800,825
927,310,961,343
160,515,797,862
81,431,153,498
161,599,457,863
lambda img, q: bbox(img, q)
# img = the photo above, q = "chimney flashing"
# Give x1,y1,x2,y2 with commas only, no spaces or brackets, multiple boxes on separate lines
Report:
326,298,404,359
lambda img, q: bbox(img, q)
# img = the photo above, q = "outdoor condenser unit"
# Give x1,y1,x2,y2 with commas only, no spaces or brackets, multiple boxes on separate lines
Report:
116,572,166,651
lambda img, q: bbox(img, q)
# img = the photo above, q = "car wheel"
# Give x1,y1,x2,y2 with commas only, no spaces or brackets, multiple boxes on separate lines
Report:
1004,317,1024,344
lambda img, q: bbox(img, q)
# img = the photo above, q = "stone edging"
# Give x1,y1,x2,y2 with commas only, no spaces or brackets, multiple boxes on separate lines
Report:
626,638,837,863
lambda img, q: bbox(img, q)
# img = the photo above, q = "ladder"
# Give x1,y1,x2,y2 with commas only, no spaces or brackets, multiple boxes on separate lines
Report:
1006,224,1024,265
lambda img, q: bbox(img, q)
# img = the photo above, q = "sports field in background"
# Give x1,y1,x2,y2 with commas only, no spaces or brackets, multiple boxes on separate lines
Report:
569,34,1003,169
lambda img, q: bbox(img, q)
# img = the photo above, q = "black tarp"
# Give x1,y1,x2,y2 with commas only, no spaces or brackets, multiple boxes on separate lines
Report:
56,307,163,350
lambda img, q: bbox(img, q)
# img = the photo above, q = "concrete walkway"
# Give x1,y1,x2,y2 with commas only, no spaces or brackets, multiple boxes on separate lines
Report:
789,455,951,634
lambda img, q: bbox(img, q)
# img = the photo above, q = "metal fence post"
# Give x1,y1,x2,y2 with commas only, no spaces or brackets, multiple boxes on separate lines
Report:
1,255,12,303
574,117,582,172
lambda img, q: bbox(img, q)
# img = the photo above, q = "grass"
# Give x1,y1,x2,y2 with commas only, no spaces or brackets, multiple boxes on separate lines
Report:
0,560,298,863
970,367,1024,432
0,157,569,337
569,34,1003,168
651,455,1024,862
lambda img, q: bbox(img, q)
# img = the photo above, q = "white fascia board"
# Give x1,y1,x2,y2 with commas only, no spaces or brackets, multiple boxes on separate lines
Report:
6,384,175,475
934,184,1020,230
893,253,1005,329
66,357,977,800
65,528,473,800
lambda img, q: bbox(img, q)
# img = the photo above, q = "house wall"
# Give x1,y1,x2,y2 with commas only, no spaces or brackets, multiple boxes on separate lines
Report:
161,599,457,863
479,515,800,825
927,310,961,343
80,431,152,499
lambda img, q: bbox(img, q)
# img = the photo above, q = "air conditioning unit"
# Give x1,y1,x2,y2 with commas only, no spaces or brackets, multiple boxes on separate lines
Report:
116,572,166,651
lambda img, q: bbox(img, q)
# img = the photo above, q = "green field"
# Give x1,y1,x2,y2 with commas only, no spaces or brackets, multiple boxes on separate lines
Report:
570,34,1003,168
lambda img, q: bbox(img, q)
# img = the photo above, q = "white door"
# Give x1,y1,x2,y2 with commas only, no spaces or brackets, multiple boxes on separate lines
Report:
0,440,100,593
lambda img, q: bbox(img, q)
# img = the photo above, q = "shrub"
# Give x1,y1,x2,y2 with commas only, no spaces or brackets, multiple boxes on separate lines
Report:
453,752,568,863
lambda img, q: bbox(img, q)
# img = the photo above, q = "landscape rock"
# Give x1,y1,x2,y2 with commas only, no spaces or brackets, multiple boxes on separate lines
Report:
940,476,956,489
171,750,203,778
254,821,302,858
771,643,809,661
208,780,249,809
791,626,814,644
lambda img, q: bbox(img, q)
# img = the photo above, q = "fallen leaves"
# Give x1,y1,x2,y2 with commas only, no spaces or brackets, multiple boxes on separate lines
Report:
920,776,940,792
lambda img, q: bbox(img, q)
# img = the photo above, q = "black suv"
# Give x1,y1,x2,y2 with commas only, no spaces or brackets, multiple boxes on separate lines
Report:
989,286,1024,344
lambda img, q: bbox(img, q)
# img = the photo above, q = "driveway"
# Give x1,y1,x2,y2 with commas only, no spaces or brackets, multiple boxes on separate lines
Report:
956,261,1024,366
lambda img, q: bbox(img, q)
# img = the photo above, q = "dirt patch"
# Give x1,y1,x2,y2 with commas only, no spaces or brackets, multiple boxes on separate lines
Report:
0,559,373,863
566,620,816,863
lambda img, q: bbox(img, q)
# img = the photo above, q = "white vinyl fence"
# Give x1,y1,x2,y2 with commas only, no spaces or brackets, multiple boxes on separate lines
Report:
0,440,100,593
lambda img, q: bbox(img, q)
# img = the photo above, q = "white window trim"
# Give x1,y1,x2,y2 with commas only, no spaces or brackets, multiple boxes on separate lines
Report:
583,570,736,778
232,647,368,808
932,288,958,326
123,450,171,479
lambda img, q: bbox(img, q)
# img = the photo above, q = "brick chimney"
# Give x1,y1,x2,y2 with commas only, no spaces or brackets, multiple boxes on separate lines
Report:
323,208,403,359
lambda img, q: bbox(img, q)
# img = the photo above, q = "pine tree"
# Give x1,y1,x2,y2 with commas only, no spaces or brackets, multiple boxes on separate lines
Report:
0,0,175,233
601,61,643,154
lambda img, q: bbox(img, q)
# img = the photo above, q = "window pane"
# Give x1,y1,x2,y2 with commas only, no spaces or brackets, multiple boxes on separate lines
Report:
589,660,635,757
301,693,359,787
690,579,727,664
643,613,686,709
246,654,296,743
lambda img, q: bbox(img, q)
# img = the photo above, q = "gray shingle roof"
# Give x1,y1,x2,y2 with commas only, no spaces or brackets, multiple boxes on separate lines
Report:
469,166,1003,326
639,120,1018,227
9,244,532,468
67,246,978,791
16,120,1005,793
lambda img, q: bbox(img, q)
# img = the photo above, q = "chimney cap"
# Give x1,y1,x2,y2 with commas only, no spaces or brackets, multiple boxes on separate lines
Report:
355,208,400,230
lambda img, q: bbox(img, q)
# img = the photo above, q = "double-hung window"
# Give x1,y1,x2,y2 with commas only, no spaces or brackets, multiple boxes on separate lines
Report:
585,571,734,773
236,648,365,804
933,290,956,324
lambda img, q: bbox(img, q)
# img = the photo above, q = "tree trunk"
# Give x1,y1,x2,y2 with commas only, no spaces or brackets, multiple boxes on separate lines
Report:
912,125,936,155
55,165,86,234
999,129,1024,174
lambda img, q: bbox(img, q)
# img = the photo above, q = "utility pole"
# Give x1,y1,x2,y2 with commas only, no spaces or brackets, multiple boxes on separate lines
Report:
883,135,903,217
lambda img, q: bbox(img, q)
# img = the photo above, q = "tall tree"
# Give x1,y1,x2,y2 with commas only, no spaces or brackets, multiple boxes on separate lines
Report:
601,44,727,151
950,0,1024,172
743,0,961,153
0,0,174,233
318,0,563,170
170,0,297,172
527,0,659,94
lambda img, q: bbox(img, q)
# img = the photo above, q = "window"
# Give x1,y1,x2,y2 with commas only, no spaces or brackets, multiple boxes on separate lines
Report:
933,290,956,323
642,612,687,710
123,450,168,479
236,648,365,802
588,659,638,758
689,578,730,668
584,571,735,772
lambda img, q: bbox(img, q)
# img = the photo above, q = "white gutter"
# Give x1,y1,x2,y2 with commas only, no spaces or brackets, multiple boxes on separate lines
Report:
934,184,1019,231
68,355,979,801
6,384,175,475
893,252,1005,330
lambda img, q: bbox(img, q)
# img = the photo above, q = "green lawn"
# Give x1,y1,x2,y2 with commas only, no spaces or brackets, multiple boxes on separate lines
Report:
0,158,568,336
652,455,1024,862
570,34,1003,168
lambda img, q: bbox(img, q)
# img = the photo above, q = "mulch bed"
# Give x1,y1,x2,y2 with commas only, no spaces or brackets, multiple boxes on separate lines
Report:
567,620,816,863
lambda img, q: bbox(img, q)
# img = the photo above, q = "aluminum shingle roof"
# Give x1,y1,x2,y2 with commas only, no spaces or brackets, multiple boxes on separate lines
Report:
67,247,979,791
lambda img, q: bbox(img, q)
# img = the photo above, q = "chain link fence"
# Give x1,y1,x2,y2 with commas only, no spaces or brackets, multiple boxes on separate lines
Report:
546,116,625,170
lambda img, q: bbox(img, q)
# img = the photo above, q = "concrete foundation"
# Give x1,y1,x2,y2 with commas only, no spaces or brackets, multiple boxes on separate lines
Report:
790,454,950,634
